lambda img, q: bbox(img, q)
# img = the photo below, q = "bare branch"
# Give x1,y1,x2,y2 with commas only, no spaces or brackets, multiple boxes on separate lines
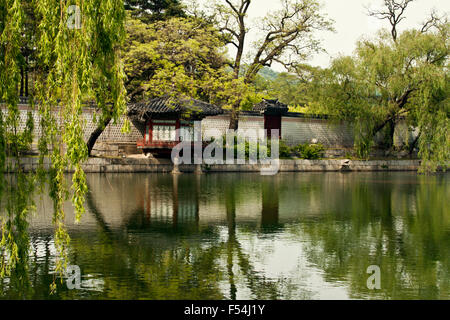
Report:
224,0,240,15
421,9,447,33
210,0,333,129
367,0,414,41
241,0,331,81
220,26,240,40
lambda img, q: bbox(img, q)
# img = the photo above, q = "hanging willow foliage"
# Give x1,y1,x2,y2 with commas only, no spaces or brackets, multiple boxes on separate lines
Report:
1,0,127,292
313,26,449,170
0,0,36,291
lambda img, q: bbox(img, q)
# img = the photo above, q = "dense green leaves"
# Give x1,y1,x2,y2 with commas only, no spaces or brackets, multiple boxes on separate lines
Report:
313,27,449,169
1,0,127,292
123,16,257,111
206,0,333,128
0,0,36,284
124,16,228,103
125,0,186,23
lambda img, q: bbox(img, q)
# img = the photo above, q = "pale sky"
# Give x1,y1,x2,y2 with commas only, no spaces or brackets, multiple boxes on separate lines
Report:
193,0,450,71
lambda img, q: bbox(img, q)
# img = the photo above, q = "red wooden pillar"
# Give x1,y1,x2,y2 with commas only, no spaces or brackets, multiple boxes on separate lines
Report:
264,115,282,139
175,119,180,141
147,120,153,144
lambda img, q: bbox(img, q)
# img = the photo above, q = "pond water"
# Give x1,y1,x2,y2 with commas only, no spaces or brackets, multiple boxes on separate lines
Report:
1,172,449,300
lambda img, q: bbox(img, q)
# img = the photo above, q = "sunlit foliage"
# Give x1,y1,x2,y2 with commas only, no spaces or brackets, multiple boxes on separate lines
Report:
0,0,127,292
314,27,449,170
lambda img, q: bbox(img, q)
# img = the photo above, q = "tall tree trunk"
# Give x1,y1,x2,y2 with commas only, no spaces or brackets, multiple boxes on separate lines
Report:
87,115,112,157
409,133,420,155
228,104,239,130
373,117,397,150
20,67,24,97
228,11,246,132
386,118,396,149
25,56,29,97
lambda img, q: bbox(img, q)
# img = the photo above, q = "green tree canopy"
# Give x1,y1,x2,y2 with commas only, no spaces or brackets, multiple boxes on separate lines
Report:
1,0,127,291
123,16,246,106
125,0,186,23
192,0,333,129
261,64,325,109
315,26,449,171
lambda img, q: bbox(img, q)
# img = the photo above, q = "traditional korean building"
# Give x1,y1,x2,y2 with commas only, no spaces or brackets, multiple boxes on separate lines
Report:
128,96,223,156
253,99,288,138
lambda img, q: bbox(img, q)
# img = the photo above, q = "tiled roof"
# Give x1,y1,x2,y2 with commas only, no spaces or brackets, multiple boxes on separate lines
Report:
253,99,288,115
128,96,223,121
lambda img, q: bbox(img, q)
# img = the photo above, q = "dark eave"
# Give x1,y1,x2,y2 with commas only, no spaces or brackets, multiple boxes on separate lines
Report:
253,99,289,115
128,96,223,122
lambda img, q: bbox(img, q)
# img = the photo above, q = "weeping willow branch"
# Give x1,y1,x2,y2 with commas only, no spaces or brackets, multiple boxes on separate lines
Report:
1,0,127,293
0,0,35,293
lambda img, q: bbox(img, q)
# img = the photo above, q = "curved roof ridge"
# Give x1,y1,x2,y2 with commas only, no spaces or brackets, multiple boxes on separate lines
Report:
253,98,288,115
127,96,223,122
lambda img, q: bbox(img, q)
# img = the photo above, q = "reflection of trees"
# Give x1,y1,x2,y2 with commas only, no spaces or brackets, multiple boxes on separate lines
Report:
67,178,224,299
0,173,35,299
261,177,281,231
225,179,237,299
2,173,226,299
2,172,447,300
1,173,78,299
222,176,298,300
40,174,287,299
294,174,449,300
74,173,296,300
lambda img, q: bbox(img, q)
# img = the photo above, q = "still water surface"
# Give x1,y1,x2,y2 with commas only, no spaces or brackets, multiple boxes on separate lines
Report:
1,172,449,299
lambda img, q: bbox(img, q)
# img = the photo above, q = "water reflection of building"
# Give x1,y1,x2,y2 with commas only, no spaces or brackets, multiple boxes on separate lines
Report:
129,175,200,233
136,175,282,232
261,178,281,231
25,173,370,234
114,174,283,234
6,173,446,300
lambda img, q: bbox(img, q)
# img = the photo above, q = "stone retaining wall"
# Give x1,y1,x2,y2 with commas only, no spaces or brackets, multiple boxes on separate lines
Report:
8,157,423,173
